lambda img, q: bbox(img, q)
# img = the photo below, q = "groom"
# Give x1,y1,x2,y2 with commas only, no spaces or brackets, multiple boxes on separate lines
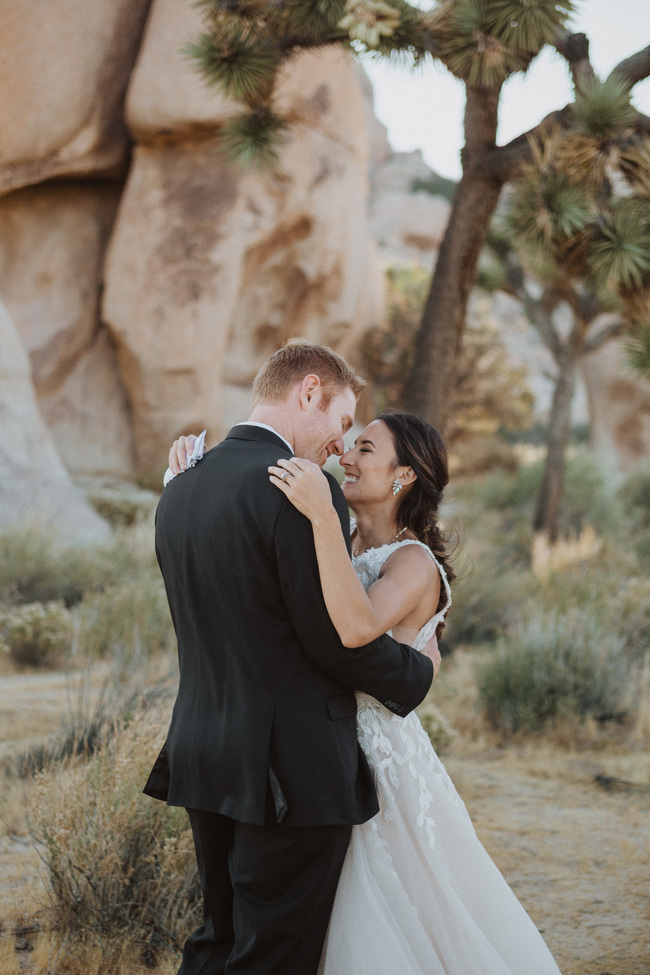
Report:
144,340,435,975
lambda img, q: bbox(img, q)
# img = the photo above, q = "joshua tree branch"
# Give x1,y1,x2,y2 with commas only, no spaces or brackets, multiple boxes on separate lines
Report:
612,43,650,87
583,319,629,353
553,31,596,91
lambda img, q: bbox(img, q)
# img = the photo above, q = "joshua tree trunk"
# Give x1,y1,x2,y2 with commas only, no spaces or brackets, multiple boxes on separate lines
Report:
404,86,503,430
534,347,578,541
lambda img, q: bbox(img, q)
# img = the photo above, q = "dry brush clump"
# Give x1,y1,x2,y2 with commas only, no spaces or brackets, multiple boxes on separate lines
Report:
0,520,175,675
28,703,201,972
445,452,650,741
0,600,73,667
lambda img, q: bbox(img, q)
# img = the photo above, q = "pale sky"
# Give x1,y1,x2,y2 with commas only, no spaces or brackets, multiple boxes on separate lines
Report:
363,0,650,179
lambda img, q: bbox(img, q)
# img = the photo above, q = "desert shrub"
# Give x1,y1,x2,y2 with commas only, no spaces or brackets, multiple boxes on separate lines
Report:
0,521,161,610
560,449,620,536
468,457,543,514
0,528,99,607
85,485,159,527
0,600,73,667
446,564,534,646
30,705,201,969
450,436,520,478
416,702,457,753
618,463,650,528
608,577,650,664
477,609,630,734
75,573,174,661
617,464,650,568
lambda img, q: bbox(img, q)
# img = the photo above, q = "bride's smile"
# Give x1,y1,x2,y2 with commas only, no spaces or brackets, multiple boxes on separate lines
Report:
339,419,413,505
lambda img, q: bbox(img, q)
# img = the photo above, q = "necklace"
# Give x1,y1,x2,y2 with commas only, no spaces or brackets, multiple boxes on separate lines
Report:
352,524,408,558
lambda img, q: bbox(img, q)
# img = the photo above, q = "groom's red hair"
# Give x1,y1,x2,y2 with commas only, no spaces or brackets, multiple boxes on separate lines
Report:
252,339,366,406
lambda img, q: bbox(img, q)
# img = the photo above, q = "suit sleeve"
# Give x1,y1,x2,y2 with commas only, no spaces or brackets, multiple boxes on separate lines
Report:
274,473,433,717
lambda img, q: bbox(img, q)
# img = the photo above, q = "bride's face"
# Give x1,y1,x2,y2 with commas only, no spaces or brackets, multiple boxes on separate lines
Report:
339,420,400,507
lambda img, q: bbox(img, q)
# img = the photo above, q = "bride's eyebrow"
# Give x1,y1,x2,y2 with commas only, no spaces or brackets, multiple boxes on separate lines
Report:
359,438,375,448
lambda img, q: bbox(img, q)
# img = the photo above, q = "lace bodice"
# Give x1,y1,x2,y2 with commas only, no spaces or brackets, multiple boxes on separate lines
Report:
351,527,452,652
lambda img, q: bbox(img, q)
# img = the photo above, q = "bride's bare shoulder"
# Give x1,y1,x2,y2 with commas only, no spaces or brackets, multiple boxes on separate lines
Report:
379,543,439,584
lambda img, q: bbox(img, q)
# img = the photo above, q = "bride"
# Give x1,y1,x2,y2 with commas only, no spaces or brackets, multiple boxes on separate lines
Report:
168,410,562,974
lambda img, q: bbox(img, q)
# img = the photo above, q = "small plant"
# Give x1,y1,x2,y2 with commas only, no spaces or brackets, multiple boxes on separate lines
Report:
417,702,457,753
30,705,201,969
75,574,174,661
477,609,630,734
0,600,73,667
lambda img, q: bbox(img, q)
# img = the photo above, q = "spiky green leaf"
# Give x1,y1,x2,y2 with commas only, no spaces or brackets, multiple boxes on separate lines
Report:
430,0,528,87
573,74,637,141
588,204,650,289
272,0,347,43
184,31,279,103
483,0,575,53
625,326,650,376
219,109,288,169
505,170,592,252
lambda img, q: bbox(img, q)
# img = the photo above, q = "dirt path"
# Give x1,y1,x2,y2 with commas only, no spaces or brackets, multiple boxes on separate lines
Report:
445,749,650,975
0,671,649,974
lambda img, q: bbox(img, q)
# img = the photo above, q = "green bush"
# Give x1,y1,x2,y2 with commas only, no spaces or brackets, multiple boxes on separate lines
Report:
446,563,533,645
75,574,174,661
477,609,629,733
0,600,73,667
0,521,161,609
30,705,201,968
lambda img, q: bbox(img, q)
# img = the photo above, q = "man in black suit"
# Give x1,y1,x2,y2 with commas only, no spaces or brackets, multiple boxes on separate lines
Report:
144,341,435,975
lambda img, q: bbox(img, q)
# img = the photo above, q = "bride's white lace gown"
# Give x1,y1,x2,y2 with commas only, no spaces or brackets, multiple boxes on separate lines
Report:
318,538,562,975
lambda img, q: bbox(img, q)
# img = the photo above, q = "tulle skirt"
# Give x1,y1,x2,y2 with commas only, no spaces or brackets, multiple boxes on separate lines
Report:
318,697,562,975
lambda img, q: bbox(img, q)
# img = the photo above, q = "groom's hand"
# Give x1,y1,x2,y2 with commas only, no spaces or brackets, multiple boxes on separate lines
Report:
169,435,197,475
420,635,441,678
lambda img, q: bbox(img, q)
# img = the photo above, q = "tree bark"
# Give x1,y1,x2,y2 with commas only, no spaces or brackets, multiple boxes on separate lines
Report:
404,85,502,429
534,344,578,541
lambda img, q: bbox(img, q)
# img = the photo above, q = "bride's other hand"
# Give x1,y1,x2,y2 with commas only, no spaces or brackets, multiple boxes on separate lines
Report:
169,434,197,475
268,457,337,525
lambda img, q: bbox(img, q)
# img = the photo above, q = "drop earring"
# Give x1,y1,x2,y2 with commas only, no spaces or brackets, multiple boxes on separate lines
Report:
392,479,402,496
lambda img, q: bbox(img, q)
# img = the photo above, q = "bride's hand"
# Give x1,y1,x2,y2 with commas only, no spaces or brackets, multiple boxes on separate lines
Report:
169,434,197,475
268,457,336,525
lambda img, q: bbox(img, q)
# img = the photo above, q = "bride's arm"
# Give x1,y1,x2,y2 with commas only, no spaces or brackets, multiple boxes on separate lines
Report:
268,457,437,649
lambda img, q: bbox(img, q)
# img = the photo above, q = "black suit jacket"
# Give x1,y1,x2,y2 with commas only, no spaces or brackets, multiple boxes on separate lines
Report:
144,425,433,826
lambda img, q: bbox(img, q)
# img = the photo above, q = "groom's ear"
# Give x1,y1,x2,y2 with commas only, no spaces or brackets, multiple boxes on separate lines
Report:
299,374,321,409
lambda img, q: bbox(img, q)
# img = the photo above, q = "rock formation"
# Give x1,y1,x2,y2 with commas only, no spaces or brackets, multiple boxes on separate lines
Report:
0,300,110,544
582,339,650,477
0,182,135,477
0,0,648,542
103,0,382,472
0,0,152,195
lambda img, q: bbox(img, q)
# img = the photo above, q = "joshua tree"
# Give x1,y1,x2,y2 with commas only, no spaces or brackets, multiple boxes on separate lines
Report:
480,84,650,539
188,0,650,429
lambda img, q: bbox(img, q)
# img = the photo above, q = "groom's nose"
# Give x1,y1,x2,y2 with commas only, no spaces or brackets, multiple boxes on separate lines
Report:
328,438,345,457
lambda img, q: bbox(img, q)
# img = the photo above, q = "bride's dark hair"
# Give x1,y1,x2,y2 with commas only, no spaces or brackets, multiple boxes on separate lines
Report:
379,410,456,621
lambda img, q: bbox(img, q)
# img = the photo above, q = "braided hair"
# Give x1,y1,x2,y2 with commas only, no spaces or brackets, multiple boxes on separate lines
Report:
378,410,455,630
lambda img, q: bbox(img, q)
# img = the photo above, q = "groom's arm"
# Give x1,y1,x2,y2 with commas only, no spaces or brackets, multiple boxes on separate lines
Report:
274,474,433,717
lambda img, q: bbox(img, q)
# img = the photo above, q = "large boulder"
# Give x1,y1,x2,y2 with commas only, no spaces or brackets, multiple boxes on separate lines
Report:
0,0,151,196
103,0,382,473
0,300,110,545
582,338,650,475
0,183,135,476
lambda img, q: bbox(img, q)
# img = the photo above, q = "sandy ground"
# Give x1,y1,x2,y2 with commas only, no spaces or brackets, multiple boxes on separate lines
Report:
0,668,649,975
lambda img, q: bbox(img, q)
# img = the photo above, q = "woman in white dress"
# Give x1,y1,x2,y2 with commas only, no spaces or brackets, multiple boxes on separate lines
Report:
267,409,562,975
